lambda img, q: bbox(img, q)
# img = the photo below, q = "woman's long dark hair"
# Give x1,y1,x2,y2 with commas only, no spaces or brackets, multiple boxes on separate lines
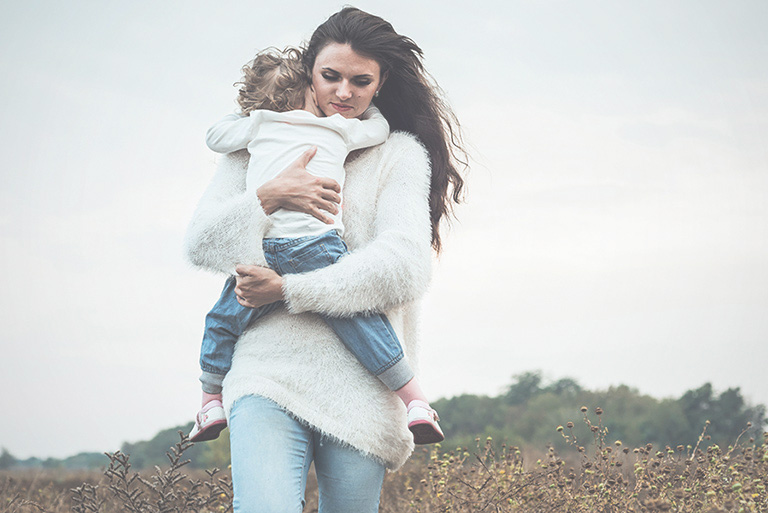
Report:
303,7,468,253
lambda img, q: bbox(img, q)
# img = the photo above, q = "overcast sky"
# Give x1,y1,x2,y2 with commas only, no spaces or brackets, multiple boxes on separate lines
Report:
1,0,766,459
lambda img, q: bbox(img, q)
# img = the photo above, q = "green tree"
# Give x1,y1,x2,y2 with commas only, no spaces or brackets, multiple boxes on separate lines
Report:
121,423,207,469
196,430,231,469
678,383,766,445
679,383,715,428
0,448,17,469
545,377,582,397
504,371,543,405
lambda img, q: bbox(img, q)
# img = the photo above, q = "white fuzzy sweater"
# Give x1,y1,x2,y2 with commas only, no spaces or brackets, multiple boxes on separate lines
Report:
184,132,432,469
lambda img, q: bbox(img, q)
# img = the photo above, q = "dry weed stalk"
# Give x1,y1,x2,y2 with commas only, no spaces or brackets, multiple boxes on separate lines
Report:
383,407,767,512
69,432,232,513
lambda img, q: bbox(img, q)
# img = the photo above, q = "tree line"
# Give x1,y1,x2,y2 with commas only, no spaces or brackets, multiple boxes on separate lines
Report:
3,371,764,470
432,371,766,455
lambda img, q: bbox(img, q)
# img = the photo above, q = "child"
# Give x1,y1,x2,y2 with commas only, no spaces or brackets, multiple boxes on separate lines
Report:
190,47,443,445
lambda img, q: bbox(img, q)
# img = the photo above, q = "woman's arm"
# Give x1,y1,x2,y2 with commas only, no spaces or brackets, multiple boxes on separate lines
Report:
255,147,341,223
184,150,270,274
184,148,342,274
282,134,433,317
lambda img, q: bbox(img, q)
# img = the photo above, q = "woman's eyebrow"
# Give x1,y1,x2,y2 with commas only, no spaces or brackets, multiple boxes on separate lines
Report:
321,67,374,79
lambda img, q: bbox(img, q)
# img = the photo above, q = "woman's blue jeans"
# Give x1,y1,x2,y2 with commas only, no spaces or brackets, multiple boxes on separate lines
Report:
199,230,414,394
229,395,385,513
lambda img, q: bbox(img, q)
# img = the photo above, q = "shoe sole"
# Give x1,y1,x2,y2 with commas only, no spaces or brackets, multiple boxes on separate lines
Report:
190,420,227,442
409,420,445,445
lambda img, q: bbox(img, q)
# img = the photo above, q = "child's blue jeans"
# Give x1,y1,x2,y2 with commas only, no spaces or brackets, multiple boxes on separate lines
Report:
199,230,414,394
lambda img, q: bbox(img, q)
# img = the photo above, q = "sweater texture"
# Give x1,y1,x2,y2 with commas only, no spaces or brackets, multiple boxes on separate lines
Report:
184,132,432,470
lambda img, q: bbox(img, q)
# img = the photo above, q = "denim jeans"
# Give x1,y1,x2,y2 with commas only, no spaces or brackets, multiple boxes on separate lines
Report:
199,230,414,394
229,395,385,513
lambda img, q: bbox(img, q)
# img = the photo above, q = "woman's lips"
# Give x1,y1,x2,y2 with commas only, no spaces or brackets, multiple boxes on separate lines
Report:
331,103,353,113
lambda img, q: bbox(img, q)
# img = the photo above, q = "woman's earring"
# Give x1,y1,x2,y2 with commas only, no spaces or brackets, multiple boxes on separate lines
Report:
374,90,380,97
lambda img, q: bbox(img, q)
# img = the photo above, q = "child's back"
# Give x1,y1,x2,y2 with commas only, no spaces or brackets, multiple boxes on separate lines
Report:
206,106,389,238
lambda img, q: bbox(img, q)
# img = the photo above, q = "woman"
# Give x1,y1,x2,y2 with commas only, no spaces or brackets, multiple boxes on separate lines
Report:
185,7,466,512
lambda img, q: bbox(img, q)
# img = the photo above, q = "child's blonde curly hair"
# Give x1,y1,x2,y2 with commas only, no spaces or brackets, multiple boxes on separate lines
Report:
235,47,309,114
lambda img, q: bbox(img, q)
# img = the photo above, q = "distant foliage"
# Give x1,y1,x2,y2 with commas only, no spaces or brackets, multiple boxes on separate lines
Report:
3,372,764,476
432,371,767,455
120,424,199,470
0,449,16,470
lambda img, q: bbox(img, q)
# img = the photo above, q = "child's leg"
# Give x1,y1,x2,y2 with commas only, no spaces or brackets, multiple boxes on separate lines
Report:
272,231,443,444
191,275,283,442
392,377,428,406
319,312,416,396
321,310,443,443
199,275,282,400
272,231,423,399
202,391,222,407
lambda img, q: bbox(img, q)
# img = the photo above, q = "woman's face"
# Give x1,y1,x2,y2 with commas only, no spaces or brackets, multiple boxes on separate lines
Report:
311,43,385,119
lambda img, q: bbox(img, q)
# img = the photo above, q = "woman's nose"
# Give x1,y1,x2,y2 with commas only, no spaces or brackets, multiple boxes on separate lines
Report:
336,81,353,100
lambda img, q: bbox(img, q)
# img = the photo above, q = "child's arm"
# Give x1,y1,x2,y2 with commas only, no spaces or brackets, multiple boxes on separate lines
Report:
205,112,264,153
336,105,390,151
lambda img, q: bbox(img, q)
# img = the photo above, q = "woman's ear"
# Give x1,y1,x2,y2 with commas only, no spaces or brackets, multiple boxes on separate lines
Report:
379,70,389,90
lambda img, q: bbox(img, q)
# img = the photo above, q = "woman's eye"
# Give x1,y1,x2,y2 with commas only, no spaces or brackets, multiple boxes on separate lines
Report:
355,80,372,86
322,73,339,81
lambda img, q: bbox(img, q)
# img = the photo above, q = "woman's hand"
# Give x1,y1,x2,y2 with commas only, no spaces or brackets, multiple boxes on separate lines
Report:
234,264,285,309
256,146,342,224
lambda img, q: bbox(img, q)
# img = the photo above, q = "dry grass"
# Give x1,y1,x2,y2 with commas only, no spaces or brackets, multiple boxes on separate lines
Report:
2,411,766,513
1,436,232,513
382,409,767,512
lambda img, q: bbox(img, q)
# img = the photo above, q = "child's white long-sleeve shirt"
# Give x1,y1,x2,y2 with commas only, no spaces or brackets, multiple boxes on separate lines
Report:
206,106,390,238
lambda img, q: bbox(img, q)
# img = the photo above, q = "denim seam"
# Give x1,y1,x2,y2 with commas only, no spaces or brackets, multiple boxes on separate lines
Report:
200,363,228,374
298,429,313,511
288,243,330,270
263,230,337,251
371,350,404,376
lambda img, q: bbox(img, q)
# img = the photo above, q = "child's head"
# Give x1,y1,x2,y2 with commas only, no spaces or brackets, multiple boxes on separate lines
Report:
236,47,309,114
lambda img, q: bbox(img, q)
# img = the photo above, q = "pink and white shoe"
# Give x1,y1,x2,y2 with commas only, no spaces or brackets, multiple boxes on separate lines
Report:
189,400,227,442
407,400,445,445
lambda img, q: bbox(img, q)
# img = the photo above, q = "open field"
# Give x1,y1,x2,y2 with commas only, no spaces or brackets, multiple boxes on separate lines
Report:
3,416,767,513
